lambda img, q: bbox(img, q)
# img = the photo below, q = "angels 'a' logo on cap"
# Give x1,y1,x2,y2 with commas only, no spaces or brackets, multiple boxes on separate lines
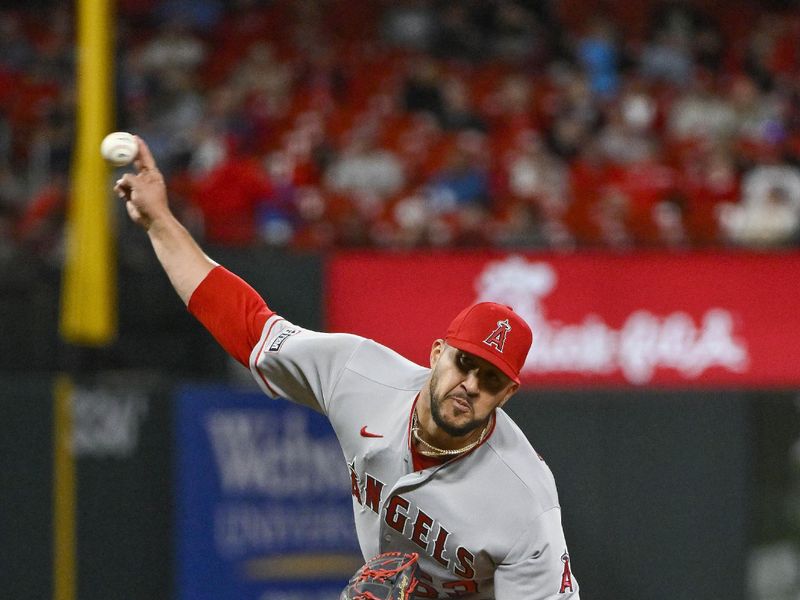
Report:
483,319,511,352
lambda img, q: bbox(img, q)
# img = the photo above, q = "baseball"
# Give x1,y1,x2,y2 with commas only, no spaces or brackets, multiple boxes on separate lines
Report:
100,131,138,167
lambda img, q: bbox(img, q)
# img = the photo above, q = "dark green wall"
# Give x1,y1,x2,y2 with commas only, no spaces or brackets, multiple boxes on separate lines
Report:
0,376,54,600
0,248,325,599
506,390,752,600
0,248,323,377
74,375,174,600
1,252,797,600
2,379,772,600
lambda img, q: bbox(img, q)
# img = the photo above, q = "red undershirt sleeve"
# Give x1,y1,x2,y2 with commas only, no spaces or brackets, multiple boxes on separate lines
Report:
187,266,274,367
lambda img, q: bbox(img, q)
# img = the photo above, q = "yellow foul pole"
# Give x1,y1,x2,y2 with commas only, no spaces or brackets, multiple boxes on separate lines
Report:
55,0,115,598
60,0,116,346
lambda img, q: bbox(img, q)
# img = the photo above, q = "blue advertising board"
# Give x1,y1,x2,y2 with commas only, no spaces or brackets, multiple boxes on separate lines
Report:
175,385,362,600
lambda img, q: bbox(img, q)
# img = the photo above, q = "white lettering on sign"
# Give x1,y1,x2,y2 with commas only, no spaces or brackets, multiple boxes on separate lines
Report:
72,388,149,458
475,256,749,384
214,503,356,558
206,409,348,496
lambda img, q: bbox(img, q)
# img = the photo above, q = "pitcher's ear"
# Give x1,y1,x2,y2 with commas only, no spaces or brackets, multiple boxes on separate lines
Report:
430,339,446,368
498,383,519,408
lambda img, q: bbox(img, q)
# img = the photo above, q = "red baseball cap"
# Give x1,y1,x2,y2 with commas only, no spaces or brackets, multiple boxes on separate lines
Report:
444,302,533,384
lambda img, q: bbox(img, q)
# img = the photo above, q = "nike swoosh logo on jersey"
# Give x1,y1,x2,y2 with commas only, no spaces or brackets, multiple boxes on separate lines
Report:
360,426,383,438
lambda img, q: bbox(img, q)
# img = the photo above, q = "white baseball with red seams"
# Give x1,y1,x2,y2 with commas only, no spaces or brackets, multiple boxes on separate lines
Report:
100,131,138,167
248,315,580,600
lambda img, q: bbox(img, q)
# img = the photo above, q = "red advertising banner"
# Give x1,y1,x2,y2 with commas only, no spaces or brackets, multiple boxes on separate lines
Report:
326,251,800,388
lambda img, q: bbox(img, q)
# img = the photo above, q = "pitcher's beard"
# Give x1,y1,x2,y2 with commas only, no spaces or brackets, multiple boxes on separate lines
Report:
428,374,490,438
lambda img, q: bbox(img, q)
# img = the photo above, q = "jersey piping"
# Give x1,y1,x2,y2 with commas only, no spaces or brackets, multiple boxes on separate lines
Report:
252,316,285,397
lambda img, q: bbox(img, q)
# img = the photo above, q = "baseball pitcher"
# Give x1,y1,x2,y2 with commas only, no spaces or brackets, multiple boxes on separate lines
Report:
115,136,580,599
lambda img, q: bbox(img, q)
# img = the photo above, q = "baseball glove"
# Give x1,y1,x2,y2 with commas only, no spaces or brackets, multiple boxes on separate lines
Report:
339,551,420,600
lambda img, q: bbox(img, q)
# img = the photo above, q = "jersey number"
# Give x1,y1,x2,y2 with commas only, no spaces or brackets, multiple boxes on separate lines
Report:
413,578,479,598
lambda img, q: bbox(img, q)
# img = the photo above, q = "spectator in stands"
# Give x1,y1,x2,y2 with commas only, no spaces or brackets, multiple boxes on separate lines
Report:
666,71,737,144
257,150,300,247
719,184,800,247
324,124,405,200
402,56,444,118
505,130,567,205
590,185,634,249
13,174,66,262
26,88,74,191
433,3,485,61
139,19,206,75
0,12,35,72
6,0,800,257
728,75,785,151
438,76,487,132
741,151,800,210
638,27,694,85
426,131,489,212
228,42,293,122
423,131,492,246
393,112,443,187
545,70,601,160
487,0,541,63
189,142,273,246
186,84,252,174
292,185,337,249
488,72,541,139
391,190,433,247
575,15,620,99
563,138,611,245
680,144,740,246
155,0,223,33
150,69,205,169
281,110,330,187
638,3,705,89
743,14,797,91
645,0,724,73
610,150,679,246
33,6,74,82
295,44,348,113
596,94,658,166
124,25,208,174
718,148,800,247
381,0,437,52
652,195,690,248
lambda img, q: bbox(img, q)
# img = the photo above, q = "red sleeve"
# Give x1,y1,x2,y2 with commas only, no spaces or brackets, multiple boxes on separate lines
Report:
187,266,275,367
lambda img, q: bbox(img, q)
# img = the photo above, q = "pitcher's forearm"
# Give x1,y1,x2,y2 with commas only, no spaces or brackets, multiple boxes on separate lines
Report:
147,214,217,305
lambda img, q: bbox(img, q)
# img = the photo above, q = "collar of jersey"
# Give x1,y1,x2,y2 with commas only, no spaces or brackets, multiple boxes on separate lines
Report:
406,394,497,469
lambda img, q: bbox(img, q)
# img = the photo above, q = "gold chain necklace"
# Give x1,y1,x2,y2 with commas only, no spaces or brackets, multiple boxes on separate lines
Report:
411,410,492,457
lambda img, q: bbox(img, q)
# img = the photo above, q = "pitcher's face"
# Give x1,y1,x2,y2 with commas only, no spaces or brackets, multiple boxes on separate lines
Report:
427,341,517,438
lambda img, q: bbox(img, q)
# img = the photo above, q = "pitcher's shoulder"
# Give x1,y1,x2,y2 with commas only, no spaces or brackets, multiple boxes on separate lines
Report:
343,338,430,391
484,409,561,512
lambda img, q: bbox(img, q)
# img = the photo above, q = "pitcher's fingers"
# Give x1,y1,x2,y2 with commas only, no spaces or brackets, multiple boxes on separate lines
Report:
125,201,141,221
114,173,136,192
114,175,135,199
133,135,157,172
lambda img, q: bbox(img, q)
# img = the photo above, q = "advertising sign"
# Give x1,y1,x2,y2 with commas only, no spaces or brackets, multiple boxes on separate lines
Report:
326,251,800,387
175,385,362,600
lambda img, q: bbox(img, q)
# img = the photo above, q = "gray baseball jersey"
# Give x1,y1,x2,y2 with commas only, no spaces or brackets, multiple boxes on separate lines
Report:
248,314,579,600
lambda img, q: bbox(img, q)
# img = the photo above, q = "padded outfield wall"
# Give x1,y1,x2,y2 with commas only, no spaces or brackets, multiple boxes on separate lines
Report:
0,249,798,599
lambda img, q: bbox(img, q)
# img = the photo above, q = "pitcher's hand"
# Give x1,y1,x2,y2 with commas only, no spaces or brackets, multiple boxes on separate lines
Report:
114,136,170,230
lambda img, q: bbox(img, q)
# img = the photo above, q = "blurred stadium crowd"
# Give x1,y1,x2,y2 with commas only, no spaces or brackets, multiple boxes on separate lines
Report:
2,0,800,262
